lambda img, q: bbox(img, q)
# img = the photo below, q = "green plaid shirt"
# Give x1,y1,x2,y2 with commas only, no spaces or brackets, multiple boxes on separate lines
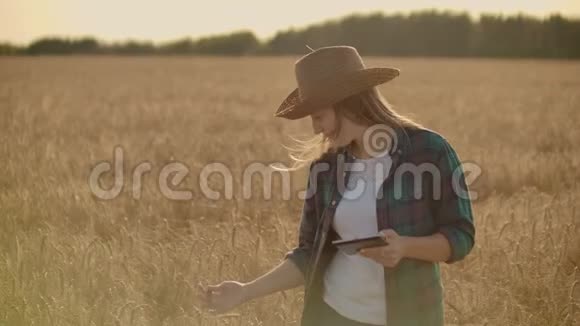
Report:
285,125,476,326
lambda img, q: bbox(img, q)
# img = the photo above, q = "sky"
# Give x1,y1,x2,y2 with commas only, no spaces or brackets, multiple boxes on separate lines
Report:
1,0,579,44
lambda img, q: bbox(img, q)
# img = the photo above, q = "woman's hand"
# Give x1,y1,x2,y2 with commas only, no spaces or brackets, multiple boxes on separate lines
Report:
359,229,407,268
198,281,248,314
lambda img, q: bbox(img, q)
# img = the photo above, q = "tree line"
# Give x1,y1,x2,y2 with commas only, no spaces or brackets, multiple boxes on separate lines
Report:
1,10,579,58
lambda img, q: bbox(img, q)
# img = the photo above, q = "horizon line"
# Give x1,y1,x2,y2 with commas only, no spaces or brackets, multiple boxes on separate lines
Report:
1,8,579,46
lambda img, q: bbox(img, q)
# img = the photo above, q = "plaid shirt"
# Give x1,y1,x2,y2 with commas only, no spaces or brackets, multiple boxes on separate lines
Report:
285,126,475,326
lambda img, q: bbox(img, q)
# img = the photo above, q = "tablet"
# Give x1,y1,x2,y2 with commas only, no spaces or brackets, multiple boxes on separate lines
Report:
332,235,389,255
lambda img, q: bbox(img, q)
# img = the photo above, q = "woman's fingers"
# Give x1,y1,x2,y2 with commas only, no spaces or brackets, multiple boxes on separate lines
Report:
207,284,221,292
359,247,381,257
359,246,398,267
198,281,244,314
197,282,223,310
206,284,223,297
196,284,209,307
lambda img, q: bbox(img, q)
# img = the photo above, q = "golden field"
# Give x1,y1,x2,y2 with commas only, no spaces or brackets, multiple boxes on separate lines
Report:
0,56,579,326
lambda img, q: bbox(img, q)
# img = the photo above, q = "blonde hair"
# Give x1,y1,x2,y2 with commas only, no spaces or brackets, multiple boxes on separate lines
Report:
277,87,424,172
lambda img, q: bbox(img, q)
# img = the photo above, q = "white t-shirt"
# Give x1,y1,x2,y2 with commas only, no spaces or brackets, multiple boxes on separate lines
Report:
322,151,392,325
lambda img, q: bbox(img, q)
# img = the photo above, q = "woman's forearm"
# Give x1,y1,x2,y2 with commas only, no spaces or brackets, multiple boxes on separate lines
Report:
242,258,305,302
401,232,452,263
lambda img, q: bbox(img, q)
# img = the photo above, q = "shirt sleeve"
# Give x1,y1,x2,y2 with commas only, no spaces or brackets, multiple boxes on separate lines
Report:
433,137,476,264
284,161,319,277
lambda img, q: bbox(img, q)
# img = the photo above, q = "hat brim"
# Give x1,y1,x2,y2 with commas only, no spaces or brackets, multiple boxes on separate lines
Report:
274,67,400,120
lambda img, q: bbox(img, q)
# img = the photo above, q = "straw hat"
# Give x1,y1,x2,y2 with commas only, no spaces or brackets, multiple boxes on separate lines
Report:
274,45,400,120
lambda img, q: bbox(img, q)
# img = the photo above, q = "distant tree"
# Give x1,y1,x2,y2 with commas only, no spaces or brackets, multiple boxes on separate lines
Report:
543,14,580,58
109,40,156,55
158,38,196,54
2,11,579,58
26,37,100,55
265,10,580,58
193,31,260,55
0,43,23,55
70,37,100,54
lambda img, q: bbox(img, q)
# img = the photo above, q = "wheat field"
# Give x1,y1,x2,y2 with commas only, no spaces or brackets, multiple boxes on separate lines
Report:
0,55,579,326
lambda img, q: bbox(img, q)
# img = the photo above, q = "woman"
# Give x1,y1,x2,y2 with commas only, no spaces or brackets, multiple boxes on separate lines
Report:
200,46,475,326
